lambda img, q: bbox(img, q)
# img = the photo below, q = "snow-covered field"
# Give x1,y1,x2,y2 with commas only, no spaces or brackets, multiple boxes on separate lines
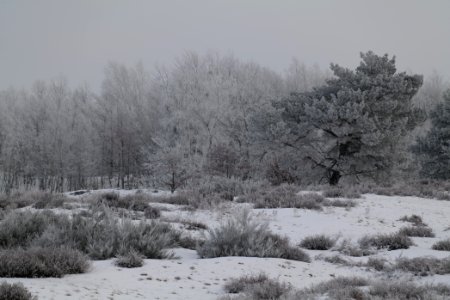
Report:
3,190,450,299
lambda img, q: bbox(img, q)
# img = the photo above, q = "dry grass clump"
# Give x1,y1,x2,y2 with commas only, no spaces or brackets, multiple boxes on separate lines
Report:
335,239,375,257
0,282,36,300
197,210,310,262
432,238,450,251
358,232,413,251
299,234,336,250
393,256,450,276
399,214,427,226
144,206,161,219
398,225,435,237
0,246,89,278
322,187,361,199
0,191,67,210
0,207,180,260
90,192,151,211
293,277,450,300
115,250,144,268
223,273,291,300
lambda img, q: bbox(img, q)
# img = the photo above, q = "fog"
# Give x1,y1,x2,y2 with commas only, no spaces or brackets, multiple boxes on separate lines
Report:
1,0,449,91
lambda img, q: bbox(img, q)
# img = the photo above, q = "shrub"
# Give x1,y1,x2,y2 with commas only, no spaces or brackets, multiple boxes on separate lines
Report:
251,187,324,210
336,239,375,257
369,281,450,299
115,250,144,268
398,226,435,237
90,192,150,211
294,277,450,300
323,187,361,199
359,233,413,250
31,207,178,260
299,235,335,250
144,206,161,219
116,220,178,259
224,273,290,299
0,247,89,278
322,255,350,266
365,257,387,271
394,256,450,276
399,214,426,226
0,282,36,300
0,210,68,248
322,199,356,208
177,235,203,250
432,238,450,251
294,277,368,300
192,176,244,201
31,192,67,209
197,210,310,262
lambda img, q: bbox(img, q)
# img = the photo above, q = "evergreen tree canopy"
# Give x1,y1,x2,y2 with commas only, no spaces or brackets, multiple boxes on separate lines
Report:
413,90,450,179
276,51,423,185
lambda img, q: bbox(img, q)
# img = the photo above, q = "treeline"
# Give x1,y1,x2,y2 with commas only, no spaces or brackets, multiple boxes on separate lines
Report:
0,51,447,193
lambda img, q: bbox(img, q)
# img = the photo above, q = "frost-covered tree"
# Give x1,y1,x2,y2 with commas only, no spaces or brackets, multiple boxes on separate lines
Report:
412,90,450,179
276,51,423,185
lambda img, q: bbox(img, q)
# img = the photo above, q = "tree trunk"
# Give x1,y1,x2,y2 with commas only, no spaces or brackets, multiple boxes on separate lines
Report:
329,170,341,185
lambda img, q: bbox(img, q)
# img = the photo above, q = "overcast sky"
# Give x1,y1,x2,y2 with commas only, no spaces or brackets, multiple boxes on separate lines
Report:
1,0,449,91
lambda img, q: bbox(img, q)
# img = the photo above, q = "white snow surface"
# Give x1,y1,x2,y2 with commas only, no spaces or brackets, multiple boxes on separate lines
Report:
2,190,450,299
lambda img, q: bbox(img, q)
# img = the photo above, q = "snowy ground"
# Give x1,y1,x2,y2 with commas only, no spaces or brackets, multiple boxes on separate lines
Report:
3,190,450,299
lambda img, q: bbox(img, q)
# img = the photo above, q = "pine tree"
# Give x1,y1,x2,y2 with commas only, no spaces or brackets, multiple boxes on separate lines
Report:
276,51,423,185
413,90,450,179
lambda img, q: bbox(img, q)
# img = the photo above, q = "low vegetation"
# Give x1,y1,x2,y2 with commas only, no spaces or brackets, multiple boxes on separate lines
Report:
223,273,290,300
432,238,450,251
293,276,450,300
0,247,89,278
398,225,435,237
299,234,335,250
399,214,427,226
0,207,179,260
393,256,450,276
359,232,413,250
115,250,144,268
197,210,310,262
0,282,36,300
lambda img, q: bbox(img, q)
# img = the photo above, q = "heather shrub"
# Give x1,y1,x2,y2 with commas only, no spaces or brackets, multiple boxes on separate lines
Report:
294,277,450,300
432,238,450,251
294,277,368,300
394,256,450,276
398,226,435,237
251,187,324,210
0,247,89,278
194,176,244,201
115,249,144,268
322,254,350,266
224,273,291,300
90,192,151,211
359,233,413,250
31,192,67,209
116,220,178,259
322,198,356,208
197,210,310,262
322,187,361,199
0,210,68,248
399,214,426,226
0,282,36,300
144,206,161,219
365,257,388,271
336,239,375,257
299,235,335,250
29,207,178,259
369,281,450,299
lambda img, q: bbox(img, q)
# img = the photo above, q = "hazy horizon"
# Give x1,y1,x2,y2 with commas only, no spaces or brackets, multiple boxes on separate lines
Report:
1,0,450,91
